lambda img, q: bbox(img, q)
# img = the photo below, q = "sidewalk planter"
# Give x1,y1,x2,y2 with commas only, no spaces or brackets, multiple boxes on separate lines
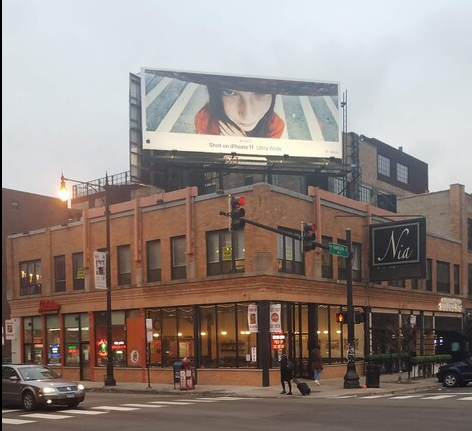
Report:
364,353,410,375
409,355,452,379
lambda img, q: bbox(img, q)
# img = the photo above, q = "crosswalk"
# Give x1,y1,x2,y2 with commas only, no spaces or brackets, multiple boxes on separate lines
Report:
2,397,249,426
331,393,472,401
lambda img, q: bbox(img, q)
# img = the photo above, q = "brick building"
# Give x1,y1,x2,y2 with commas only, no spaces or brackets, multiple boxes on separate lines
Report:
6,183,471,386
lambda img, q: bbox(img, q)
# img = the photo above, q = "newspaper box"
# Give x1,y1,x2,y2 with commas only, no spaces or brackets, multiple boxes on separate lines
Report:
179,367,195,390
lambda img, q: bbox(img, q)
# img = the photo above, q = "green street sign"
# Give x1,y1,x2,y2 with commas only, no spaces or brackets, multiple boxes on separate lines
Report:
329,242,349,258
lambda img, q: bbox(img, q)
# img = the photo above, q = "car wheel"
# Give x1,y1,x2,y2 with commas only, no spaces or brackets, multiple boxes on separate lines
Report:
443,372,459,388
22,391,37,411
67,400,80,408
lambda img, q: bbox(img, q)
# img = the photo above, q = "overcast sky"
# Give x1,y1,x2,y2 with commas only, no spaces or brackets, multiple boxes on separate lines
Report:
2,0,471,197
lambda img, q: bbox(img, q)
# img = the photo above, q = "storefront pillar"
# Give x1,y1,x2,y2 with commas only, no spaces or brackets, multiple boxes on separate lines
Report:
258,300,270,387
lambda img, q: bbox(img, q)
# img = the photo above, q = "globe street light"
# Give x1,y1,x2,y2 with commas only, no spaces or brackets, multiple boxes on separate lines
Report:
59,173,116,386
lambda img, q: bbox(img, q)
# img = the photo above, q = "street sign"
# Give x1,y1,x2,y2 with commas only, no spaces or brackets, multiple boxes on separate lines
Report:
329,242,349,258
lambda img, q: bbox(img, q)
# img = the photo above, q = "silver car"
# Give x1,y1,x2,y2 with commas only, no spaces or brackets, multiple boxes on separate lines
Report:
2,364,85,411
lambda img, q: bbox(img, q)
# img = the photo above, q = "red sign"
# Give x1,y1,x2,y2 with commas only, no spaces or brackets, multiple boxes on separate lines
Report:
38,299,60,313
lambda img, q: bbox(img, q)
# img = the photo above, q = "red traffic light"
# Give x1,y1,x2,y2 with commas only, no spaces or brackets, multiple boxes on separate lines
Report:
230,196,246,230
302,222,317,252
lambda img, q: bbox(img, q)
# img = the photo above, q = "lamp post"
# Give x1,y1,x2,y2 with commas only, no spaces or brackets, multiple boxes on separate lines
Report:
59,173,116,386
343,228,360,388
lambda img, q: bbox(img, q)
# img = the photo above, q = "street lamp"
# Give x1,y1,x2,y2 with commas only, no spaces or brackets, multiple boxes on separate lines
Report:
343,228,360,389
59,173,116,386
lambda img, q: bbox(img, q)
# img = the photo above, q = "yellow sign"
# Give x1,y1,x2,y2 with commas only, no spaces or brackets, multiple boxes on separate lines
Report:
222,246,232,261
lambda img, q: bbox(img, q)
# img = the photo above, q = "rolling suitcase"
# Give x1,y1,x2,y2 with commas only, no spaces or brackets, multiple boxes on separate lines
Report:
293,378,311,395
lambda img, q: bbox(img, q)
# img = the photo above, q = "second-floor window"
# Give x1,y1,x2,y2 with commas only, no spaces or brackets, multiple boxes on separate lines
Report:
117,245,131,286
378,154,390,177
171,236,187,280
321,236,333,278
73,252,85,290
20,260,42,296
453,264,460,295
437,261,450,294
207,230,245,276
54,255,66,293
338,241,361,281
278,229,303,275
146,240,162,282
426,259,432,291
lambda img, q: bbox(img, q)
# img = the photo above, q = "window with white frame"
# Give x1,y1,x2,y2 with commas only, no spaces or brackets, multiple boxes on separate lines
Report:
359,185,372,203
377,154,390,177
397,163,408,184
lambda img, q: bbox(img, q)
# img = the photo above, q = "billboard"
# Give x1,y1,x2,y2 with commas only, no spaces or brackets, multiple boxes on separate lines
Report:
369,218,426,281
141,68,341,160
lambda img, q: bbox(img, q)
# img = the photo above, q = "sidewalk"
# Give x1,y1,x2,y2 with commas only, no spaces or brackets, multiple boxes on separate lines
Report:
82,372,442,399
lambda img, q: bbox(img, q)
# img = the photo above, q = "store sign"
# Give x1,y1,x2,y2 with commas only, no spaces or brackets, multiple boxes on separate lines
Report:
271,332,285,350
5,319,16,340
438,297,463,312
248,304,258,333
369,218,426,281
269,303,282,333
38,299,60,314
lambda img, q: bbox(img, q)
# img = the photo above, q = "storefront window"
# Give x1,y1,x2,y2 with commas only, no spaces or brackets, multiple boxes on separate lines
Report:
177,307,194,361
23,316,43,364
162,307,178,366
64,313,89,366
46,315,61,366
94,311,126,367
199,305,216,368
218,304,236,367
237,304,257,368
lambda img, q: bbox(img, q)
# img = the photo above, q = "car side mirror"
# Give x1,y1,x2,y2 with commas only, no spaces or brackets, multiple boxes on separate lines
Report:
9,375,20,381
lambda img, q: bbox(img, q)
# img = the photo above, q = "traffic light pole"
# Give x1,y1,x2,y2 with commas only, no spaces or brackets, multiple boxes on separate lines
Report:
343,228,360,388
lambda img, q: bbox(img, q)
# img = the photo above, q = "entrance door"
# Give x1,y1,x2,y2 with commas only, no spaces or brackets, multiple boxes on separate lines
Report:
80,343,90,381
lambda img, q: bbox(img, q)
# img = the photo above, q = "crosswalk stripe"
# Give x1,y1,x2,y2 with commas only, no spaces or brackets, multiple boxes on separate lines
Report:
210,397,249,400
60,409,107,415
390,395,423,399
121,404,166,408
92,406,140,411
421,395,456,400
179,399,219,402
3,418,37,424
149,401,193,405
1,409,20,414
457,396,472,401
20,413,72,419
362,395,390,399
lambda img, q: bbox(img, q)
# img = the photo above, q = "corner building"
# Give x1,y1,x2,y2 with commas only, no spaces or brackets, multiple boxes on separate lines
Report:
6,183,471,386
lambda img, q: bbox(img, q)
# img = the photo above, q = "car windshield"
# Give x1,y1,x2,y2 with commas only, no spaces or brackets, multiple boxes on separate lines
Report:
19,366,61,381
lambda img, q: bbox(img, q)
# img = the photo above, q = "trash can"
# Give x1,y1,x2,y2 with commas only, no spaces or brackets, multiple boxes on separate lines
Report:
365,363,380,388
173,360,182,389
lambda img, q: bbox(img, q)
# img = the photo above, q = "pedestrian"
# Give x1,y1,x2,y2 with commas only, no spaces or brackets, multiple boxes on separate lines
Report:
311,345,323,385
280,351,293,395
195,85,285,138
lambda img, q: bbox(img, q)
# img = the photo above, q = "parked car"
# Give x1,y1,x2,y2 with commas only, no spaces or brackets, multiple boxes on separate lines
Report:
2,364,85,411
436,355,472,388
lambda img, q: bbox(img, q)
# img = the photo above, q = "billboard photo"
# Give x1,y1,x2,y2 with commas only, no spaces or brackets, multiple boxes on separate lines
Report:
141,68,341,160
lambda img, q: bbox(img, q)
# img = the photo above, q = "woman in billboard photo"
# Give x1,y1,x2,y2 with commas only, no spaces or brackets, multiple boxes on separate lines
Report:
195,86,285,138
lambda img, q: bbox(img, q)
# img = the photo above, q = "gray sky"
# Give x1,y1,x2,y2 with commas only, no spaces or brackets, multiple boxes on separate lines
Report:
2,0,471,197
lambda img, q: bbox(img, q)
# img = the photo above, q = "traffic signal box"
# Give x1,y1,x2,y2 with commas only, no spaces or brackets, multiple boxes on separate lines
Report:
336,311,364,324
302,222,317,252
230,196,245,230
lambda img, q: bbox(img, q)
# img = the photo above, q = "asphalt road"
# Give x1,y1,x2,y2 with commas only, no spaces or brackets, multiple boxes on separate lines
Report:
3,388,471,431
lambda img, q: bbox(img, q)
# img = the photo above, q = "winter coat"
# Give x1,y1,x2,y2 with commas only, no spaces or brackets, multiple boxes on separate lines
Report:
311,348,323,371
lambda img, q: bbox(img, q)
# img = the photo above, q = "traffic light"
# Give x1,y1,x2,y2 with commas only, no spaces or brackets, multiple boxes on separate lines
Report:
336,312,347,324
354,311,365,324
302,222,317,252
230,195,245,230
